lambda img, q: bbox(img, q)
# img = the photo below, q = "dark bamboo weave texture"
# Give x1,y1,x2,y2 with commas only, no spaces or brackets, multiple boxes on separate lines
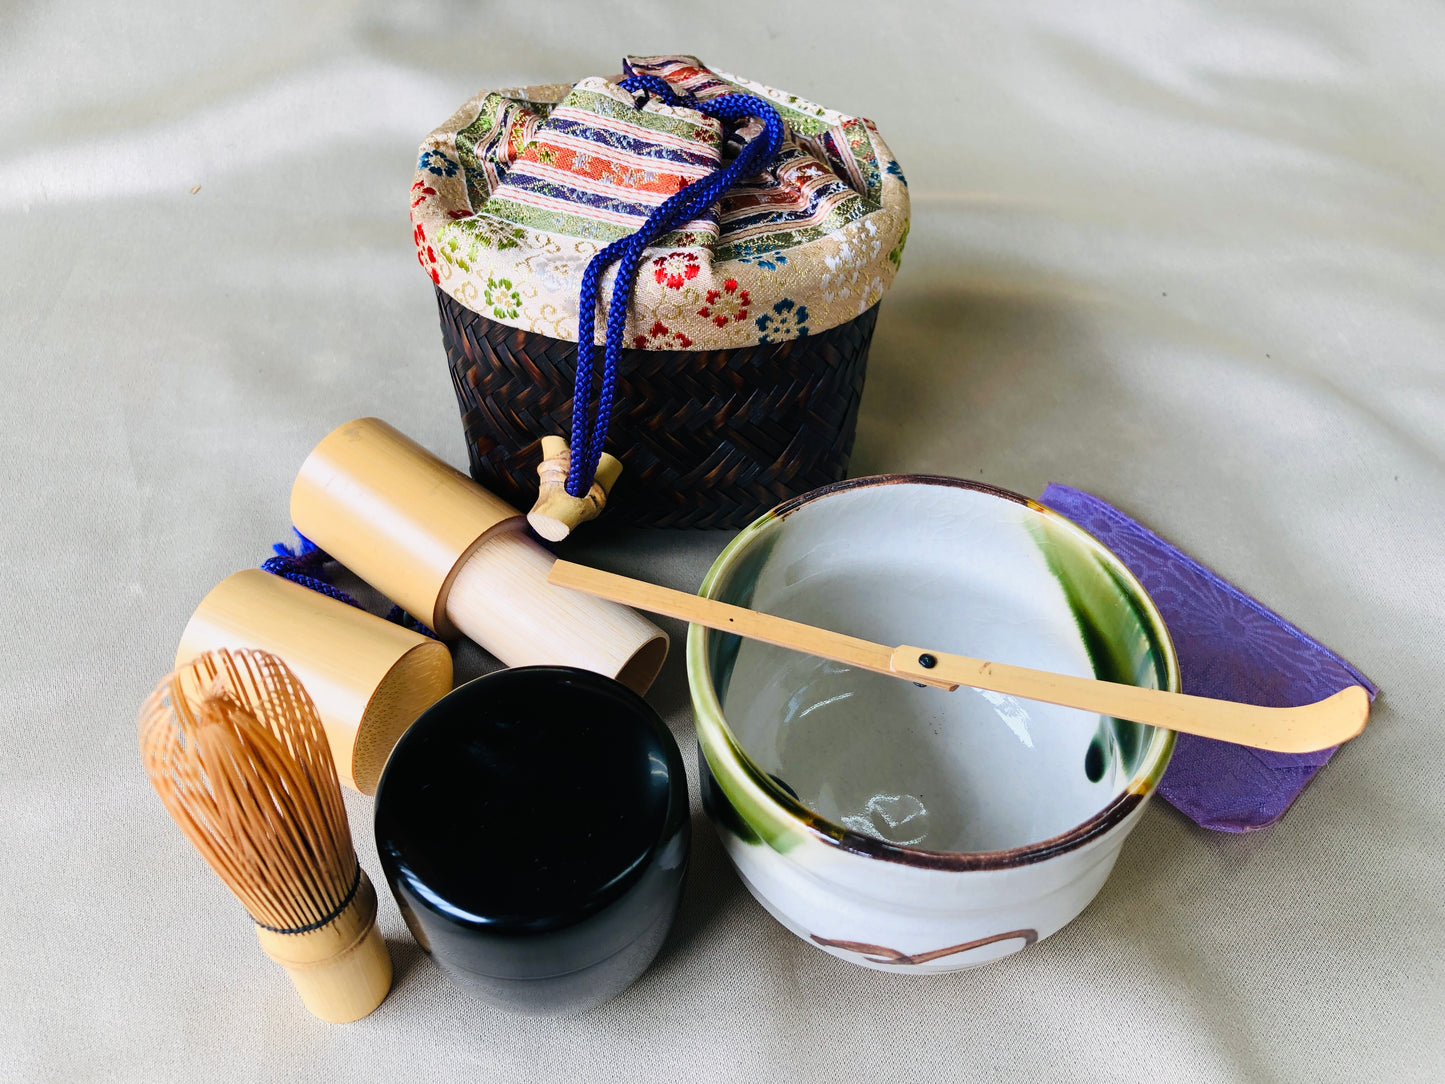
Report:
438,288,878,529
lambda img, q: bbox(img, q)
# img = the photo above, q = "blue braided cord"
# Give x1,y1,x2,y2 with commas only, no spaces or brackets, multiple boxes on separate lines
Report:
261,532,367,609
385,604,439,639
261,530,439,638
621,74,685,106
564,78,786,498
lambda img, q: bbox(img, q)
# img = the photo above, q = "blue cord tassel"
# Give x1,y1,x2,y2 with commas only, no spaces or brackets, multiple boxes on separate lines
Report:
262,530,438,639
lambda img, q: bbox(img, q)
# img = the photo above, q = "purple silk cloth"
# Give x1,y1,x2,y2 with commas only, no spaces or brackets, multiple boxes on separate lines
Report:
1039,484,1377,832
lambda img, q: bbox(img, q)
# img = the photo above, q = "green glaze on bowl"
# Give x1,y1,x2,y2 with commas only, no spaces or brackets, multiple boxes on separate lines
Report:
687,476,1178,971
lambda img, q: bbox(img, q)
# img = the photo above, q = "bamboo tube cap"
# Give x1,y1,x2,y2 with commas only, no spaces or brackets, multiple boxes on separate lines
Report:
175,570,453,795
254,869,392,1023
291,417,521,638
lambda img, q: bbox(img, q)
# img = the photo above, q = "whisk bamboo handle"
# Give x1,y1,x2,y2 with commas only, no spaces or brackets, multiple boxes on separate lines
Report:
253,869,391,1024
547,560,1371,754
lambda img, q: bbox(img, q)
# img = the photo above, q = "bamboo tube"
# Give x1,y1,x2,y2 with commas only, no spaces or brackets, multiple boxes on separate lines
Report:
175,569,453,794
290,418,668,695
288,417,515,637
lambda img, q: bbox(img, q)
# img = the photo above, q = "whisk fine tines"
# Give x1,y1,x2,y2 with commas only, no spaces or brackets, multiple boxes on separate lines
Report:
138,648,392,1022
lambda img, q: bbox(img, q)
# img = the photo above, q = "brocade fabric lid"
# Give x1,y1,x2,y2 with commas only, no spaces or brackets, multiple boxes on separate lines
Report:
410,55,910,349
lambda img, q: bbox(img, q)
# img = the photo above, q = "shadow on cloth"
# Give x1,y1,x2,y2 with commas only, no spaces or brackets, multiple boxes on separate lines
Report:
851,283,1156,495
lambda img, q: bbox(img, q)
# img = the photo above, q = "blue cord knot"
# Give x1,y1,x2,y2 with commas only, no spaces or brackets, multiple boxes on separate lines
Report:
564,76,787,499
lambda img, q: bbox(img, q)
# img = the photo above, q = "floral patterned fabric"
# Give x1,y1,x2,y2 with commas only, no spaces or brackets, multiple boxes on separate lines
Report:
410,55,909,348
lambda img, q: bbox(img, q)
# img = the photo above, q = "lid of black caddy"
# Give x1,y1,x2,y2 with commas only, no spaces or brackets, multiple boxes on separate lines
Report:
374,666,685,971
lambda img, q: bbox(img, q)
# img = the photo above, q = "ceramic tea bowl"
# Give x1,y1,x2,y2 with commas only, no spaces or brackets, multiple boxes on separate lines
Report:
374,666,689,1013
687,476,1178,972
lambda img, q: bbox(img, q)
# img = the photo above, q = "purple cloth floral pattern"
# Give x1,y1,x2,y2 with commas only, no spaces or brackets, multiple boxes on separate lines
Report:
1040,484,1377,832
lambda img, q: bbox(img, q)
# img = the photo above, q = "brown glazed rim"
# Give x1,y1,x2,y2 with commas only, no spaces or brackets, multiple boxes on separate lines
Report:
692,473,1180,873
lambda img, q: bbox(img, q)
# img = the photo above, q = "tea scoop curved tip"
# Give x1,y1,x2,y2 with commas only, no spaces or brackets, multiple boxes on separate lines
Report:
546,560,1369,755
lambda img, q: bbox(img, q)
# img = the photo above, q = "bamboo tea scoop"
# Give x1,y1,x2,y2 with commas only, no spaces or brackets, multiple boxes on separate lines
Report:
547,561,1370,755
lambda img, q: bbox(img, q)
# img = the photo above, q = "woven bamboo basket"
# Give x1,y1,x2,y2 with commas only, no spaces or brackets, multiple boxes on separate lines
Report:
418,58,909,529
439,289,880,530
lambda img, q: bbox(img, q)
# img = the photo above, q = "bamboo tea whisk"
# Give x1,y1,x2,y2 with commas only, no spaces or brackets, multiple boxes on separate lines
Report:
138,648,392,1022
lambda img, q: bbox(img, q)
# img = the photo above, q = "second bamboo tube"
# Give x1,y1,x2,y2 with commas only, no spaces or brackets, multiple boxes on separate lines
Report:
290,418,668,694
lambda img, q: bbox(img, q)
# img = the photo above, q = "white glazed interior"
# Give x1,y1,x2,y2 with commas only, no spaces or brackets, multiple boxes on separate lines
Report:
710,480,1172,854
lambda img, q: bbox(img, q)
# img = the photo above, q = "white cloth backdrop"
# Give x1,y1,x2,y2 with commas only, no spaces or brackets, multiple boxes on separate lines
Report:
2,2,1442,1080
